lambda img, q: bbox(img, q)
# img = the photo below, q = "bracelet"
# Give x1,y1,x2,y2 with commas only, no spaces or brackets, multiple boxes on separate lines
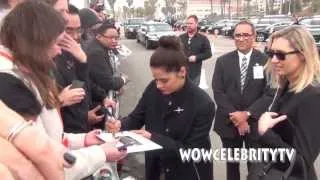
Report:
7,121,24,141
7,121,33,142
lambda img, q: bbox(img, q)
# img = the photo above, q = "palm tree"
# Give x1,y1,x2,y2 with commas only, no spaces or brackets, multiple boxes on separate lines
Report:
107,0,116,17
177,0,187,19
127,0,133,17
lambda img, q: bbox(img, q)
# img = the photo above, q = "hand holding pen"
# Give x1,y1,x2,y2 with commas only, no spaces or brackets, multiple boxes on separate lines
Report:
105,117,121,136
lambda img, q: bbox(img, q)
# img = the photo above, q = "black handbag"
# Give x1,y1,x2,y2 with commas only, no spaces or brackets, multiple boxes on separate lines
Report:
247,151,304,180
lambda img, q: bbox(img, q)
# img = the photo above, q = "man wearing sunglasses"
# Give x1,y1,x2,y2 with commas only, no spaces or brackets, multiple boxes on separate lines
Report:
212,21,269,180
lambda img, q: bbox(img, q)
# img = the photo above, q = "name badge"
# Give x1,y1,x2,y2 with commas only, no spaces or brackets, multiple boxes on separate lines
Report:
253,64,264,79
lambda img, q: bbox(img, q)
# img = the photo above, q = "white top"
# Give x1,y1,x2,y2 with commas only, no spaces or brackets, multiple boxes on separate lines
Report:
0,46,107,180
0,8,9,26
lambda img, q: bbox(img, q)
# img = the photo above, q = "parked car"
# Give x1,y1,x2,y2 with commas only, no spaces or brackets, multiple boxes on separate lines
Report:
199,20,214,32
207,19,230,34
255,22,292,42
298,16,320,29
136,21,176,49
298,16,320,53
221,19,241,36
124,18,144,39
309,28,320,54
253,15,293,30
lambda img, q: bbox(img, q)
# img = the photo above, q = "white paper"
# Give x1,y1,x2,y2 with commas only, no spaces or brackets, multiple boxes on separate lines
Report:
253,65,264,79
97,131,162,153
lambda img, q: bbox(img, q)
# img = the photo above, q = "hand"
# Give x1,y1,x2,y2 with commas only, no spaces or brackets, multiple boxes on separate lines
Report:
237,121,250,136
0,163,15,180
188,55,196,63
117,87,124,96
105,118,121,134
59,85,85,107
258,112,287,135
100,142,127,162
84,129,104,146
103,98,116,108
88,105,104,125
229,111,249,127
131,129,151,139
58,33,87,63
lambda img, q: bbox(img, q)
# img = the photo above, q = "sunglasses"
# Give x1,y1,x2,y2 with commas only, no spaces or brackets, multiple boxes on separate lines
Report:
266,49,300,61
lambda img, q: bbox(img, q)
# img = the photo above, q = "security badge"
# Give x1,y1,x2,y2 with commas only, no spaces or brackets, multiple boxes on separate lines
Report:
253,63,264,79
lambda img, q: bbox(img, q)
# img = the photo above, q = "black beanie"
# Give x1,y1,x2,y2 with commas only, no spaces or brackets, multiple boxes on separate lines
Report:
79,8,101,29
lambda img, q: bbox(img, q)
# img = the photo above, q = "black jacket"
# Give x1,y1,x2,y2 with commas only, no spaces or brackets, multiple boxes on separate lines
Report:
179,32,212,83
84,39,124,92
212,49,269,139
54,51,106,133
54,51,90,133
121,79,215,180
258,85,320,180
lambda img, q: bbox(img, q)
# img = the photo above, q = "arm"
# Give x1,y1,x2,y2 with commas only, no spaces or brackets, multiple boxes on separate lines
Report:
151,101,215,155
195,36,212,62
120,85,149,131
0,101,65,180
212,58,236,114
120,82,156,131
259,94,320,166
0,163,15,180
64,145,106,180
89,81,107,103
0,137,44,180
247,84,275,120
88,51,124,91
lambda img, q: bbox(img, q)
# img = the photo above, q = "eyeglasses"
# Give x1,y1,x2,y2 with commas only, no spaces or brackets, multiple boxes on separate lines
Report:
234,33,253,40
266,49,300,61
101,34,120,40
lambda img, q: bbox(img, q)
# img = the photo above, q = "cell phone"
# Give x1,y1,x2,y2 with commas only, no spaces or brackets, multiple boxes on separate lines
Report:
70,80,84,89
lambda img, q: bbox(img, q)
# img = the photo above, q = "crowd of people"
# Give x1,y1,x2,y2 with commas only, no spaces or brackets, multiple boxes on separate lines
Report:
0,0,319,180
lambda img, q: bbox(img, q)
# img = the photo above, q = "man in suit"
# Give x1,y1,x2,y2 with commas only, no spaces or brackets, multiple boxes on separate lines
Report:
179,15,212,85
212,21,268,180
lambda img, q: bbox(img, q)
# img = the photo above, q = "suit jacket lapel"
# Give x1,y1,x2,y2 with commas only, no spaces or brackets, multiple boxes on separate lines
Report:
230,51,241,93
243,49,258,91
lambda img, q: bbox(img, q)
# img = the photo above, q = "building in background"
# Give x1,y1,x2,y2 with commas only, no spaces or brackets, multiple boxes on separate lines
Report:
186,0,244,19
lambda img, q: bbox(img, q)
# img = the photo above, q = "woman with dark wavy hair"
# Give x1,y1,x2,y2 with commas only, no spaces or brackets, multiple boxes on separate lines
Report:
0,1,126,179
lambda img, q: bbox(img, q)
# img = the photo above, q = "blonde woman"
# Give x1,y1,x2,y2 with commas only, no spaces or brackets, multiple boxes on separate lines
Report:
253,26,320,180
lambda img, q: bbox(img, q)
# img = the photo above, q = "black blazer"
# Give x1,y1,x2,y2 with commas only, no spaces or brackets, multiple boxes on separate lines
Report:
54,51,90,133
258,85,320,180
212,49,269,139
121,79,215,180
84,39,124,92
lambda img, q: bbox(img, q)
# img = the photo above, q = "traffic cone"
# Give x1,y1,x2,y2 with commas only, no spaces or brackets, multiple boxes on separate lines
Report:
199,68,209,90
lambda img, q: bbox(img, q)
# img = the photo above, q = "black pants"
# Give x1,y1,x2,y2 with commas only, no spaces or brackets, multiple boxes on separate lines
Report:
221,136,254,180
